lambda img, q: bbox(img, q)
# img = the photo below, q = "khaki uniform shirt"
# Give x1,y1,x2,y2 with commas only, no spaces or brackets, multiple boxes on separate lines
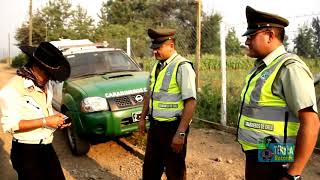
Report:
147,51,197,100
256,45,317,117
0,75,55,144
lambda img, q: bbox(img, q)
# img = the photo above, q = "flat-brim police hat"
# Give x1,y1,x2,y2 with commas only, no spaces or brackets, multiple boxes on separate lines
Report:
148,28,176,49
243,6,289,36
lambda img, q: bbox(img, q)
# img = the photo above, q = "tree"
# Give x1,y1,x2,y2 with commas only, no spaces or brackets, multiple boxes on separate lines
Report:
312,17,320,57
41,0,73,40
101,0,149,25
95,0,200,56
16,0,98,46
15,11,47,46
69,5,95,40
293,24,316,58
225,28,241,55
201,14,222,54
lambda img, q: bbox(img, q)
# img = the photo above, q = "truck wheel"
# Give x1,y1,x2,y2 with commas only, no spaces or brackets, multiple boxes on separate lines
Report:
65,119,90,156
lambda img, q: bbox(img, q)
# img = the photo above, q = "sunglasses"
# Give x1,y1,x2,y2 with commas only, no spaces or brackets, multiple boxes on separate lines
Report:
246,30,272,40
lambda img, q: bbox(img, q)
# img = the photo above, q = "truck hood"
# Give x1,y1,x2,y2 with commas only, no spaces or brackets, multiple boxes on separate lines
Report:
68,71,149,97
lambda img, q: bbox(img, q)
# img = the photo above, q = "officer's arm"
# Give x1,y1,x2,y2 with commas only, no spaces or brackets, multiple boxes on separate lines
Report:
176,97,196,133
288,107,319,175
138,92,150,135
176,62,197,133
140,92,150,121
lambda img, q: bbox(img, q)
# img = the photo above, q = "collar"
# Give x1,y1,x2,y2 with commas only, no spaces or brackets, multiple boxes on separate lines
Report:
23,78,46,92
255,45,286,67
160,51,178,66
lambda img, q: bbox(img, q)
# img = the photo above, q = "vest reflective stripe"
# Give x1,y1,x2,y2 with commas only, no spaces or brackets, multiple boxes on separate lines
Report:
239,116,300,136
149,55,191,121
160,60,178,91
238,53,305,151
238,129,297,150
241,105,299,122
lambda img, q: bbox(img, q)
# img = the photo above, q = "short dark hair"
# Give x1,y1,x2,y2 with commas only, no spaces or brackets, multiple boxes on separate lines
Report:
274,27,285,42
25,58,34,68
265,27,285,42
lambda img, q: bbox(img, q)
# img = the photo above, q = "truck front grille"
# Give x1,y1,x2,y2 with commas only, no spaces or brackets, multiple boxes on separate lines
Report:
114,96,131,108
107,93,145,111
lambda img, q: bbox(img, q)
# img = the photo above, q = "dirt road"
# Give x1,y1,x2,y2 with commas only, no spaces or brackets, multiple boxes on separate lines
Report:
0,63,319,180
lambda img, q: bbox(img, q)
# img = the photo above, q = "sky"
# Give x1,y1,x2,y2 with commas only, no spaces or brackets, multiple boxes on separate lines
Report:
0,0,320,58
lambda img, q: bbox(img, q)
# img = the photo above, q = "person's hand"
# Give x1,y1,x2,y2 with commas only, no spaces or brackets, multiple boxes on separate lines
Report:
45,113,67,129
138,118,146,136
171,133,185,153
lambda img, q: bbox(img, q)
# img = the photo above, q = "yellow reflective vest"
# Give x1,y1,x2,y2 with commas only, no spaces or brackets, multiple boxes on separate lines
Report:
149,54,192,121
237,53,311,151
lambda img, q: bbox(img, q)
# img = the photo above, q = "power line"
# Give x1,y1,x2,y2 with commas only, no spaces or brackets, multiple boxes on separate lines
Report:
286,12,320,19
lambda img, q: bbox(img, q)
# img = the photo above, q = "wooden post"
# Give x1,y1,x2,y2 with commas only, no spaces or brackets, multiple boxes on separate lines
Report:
29,0,33,46
8,33,11,65
195,0,201,91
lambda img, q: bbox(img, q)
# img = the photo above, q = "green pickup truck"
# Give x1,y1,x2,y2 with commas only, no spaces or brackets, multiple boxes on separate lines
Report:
51,40,149,155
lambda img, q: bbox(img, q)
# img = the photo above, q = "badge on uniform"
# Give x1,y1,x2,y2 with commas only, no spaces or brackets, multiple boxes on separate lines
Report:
260,70,270,80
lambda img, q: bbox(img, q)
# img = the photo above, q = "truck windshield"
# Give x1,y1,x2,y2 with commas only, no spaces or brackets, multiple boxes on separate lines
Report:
66,50,140,78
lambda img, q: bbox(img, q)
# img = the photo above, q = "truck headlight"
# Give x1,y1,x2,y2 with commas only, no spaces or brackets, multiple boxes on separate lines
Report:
80,97,109,112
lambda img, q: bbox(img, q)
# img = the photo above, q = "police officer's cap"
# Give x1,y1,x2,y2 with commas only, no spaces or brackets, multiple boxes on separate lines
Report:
148,28,176,49
243,6,289,36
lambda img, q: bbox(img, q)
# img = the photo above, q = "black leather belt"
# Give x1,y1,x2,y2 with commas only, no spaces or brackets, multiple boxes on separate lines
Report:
12,138,44,144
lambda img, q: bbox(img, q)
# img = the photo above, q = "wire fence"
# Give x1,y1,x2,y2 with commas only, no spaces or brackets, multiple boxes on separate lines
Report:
131,9,320,128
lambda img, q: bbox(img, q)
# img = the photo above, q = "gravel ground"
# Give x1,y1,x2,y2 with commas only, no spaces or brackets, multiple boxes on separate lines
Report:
0,63,319,180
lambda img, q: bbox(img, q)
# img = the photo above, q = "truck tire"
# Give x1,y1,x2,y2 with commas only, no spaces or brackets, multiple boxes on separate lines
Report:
65,112,90,156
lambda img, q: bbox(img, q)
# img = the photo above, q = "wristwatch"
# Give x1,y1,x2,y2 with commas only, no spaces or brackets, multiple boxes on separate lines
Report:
177,132,186,138
285,172,301,180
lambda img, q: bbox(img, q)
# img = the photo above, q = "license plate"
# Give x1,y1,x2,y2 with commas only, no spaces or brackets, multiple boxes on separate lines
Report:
132,112,141,122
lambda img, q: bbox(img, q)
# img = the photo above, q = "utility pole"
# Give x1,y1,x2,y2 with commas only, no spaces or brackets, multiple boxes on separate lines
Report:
29,0,33,46
8,33,11,65
195,0,201,91
220,22,227,126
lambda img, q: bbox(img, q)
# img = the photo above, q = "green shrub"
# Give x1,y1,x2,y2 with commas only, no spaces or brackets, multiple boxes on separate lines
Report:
195,84,221,123
11,53,27,68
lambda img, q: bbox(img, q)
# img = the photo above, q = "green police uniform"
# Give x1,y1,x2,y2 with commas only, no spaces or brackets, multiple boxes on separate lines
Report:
145,53,197,101
143,28,196,180
238,47,315,151
149,53,193,121
238,6,316,180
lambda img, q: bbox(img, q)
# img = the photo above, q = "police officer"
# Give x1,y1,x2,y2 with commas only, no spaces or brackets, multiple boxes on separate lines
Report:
237,6,320,180
139,28,197,180
0,42,71,180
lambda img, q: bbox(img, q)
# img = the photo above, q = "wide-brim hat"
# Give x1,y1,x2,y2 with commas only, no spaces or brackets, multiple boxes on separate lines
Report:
19,42,70,81
148,28,176,49
243,6,289,36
